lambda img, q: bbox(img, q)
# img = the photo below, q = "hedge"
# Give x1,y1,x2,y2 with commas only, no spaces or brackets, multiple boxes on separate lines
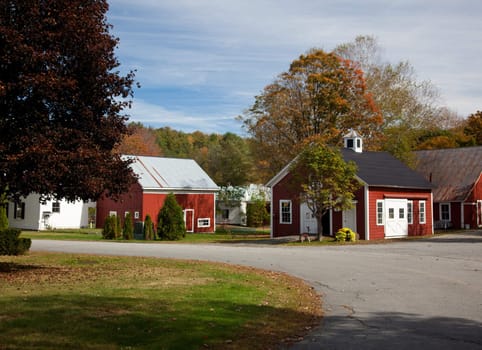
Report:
0,228,31,255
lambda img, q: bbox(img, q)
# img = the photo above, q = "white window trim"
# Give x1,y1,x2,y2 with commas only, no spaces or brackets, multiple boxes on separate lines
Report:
280,200,292,224
109,211,117,217
376,200,384,225
134,211,140,219
439,203,451,222
197,218,210,228
407,200,413,224
419,201,426,224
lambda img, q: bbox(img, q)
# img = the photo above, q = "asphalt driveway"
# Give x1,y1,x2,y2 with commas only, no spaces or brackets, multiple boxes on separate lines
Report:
32,231,482,349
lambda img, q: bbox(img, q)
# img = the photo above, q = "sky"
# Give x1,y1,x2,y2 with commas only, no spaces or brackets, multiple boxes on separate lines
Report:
107,0,482,135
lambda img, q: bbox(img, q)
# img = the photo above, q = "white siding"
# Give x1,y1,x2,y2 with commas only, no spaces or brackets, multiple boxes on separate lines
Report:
8,194,95,230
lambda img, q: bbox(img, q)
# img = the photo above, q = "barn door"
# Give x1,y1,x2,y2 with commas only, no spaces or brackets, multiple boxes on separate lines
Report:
300,203,317,235
385,199,408,238
184,209,194,233
342,203,357,232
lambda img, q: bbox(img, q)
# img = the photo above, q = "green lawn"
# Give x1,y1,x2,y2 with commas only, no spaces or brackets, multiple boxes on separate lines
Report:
0,252,321,349
20,226,271,244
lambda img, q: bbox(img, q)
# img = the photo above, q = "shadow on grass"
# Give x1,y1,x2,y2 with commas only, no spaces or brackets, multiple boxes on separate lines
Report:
0,294,319,350
292,311,482,349
0,262,44,273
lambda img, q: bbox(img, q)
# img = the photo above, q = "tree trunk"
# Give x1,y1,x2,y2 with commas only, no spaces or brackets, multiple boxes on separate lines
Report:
316,215,324,241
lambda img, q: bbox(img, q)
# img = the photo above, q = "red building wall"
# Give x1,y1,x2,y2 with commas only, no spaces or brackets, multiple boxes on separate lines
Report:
368,187,433,239
143,192,216,233
271,173,302,237
465,173,482,228
96,182,144,228
96,182,216,233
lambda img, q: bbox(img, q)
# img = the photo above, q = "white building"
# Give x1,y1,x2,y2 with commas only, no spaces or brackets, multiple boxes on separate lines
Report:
7,194,95,230
216,184,270,226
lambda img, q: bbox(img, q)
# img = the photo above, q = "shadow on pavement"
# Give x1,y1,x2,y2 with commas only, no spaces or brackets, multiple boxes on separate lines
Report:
288,312,482,349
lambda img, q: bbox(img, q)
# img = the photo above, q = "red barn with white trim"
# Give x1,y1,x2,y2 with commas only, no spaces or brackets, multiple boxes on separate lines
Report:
96,156,219,233
267,131,434,240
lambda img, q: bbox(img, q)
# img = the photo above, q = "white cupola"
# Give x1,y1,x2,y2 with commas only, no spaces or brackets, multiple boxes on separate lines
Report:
343,129,363,153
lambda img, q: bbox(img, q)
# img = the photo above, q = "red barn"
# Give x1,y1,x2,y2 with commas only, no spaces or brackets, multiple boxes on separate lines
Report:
96,156,219,233
415,147,482,230
267,131,434,240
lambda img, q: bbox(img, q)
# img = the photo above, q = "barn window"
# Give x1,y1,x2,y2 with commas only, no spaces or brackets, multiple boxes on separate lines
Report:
440,203,450,221
280,200,292,224
376,200,384,225
197,218,210,228
109,211,117,217
419,201,426,224
52,201,60,213
407,201,413,224
134,211,140,219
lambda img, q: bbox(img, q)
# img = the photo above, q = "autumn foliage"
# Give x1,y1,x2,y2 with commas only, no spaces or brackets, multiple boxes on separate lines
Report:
0,0,137,202
241,49,382,179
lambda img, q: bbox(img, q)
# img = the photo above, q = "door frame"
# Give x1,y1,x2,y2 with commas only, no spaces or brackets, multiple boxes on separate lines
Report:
184,209,194,233
385,198,408,238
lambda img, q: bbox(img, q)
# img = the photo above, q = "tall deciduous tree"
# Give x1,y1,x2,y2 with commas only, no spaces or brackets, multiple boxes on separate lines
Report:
291,141,360,241
241,49,382,180
334,35,444,163
0,0,137,202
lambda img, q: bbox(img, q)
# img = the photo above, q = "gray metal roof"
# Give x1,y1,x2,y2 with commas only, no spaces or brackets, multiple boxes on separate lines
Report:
125,155,219,191
341,149,433,189
414,147,482,202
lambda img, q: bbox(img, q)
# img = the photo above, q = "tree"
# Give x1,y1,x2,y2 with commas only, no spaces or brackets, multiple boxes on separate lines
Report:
116,123,161,156
334,35,445,163
0,0,137,202
464,111,482,145
206,133,255,186
157,193,186,241
241,49,382,181
122,212,133,240
291,141,360,241
246,194,269,228
143,214,155,240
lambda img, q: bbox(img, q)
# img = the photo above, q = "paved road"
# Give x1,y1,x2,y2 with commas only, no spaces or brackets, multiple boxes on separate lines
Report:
32,232,482,349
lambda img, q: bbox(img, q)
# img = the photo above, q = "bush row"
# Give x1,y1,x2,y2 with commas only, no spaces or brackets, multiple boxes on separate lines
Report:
102,193,185,241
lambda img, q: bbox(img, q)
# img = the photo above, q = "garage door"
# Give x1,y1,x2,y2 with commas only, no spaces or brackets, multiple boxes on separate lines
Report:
385,199,408,238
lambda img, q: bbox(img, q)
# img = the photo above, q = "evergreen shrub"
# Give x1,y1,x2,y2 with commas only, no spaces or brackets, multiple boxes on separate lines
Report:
123,212,133,240
0,228,31,255
157,193,186,241
143,214,155,240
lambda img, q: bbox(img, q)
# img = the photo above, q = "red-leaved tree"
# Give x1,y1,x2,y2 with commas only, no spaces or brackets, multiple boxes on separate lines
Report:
0,0,137,202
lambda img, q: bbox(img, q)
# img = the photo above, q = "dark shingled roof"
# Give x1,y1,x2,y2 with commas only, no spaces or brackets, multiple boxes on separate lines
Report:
341,149,433,189
414,147,482,202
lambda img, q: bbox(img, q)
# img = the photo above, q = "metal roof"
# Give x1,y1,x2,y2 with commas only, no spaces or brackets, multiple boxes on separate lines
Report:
124,155,219,191
341,149,433,189
414,147,482,202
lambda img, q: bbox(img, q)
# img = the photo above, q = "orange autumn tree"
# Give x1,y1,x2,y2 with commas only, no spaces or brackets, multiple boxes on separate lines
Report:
241,49,382,181
116,123,162,156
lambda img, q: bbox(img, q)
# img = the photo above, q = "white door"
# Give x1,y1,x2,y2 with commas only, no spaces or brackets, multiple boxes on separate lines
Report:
385,199,408,238
342,204,357,232
300,203,317,235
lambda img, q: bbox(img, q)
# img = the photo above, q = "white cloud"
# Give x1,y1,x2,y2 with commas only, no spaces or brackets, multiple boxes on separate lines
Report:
109,0,482,132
